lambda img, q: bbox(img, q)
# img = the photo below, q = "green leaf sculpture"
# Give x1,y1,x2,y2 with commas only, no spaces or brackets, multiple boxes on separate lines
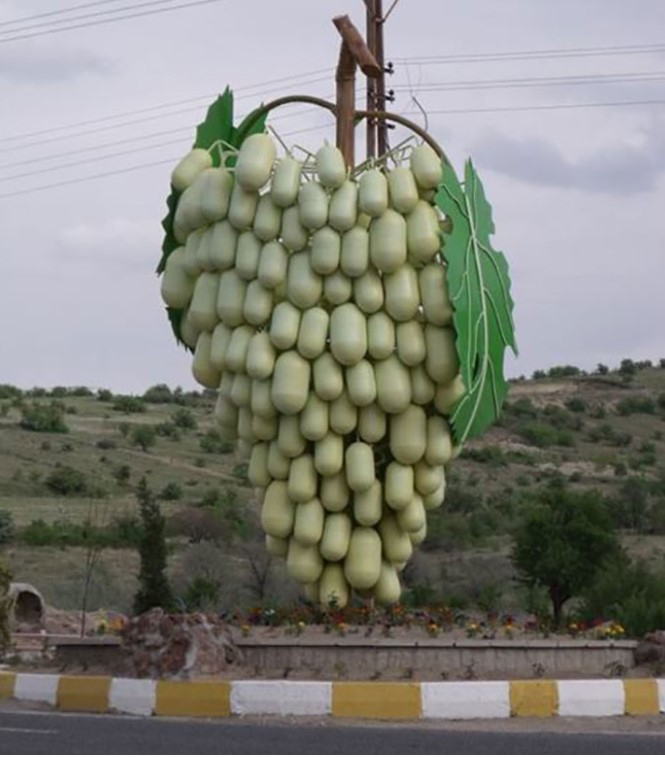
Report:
157,87,267,346
436,159,517,444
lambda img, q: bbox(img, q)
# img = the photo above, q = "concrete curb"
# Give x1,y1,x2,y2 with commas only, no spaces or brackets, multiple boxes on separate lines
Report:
1,673,664,720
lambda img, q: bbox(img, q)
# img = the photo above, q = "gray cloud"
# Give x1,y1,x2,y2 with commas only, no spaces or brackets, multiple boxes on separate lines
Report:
473,118,665,194
0,46,112,84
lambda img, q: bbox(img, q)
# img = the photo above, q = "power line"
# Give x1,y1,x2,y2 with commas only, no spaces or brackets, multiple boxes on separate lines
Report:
0,0,202,35
0,0,125,28
397,41,665,65
0,0,226,44
425,96,665,116
0,123,335,200
391,70,665,93
0,102,324,175
2,94,661,200
0,71,333,147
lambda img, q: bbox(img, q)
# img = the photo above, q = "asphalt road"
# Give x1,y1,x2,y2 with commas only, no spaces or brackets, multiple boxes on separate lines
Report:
2,709,665,754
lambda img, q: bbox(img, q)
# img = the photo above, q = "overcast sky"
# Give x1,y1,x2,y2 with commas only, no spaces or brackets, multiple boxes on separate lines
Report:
1,0,664,392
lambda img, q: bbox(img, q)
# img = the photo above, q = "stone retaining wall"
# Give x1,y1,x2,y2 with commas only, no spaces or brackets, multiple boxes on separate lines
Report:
235,637,637,679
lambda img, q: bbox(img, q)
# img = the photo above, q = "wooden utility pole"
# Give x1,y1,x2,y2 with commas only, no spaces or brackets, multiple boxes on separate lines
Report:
332,15,381,169
364,0,389,158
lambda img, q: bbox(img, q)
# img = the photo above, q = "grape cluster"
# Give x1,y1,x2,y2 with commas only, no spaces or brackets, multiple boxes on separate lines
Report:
161,135,464,606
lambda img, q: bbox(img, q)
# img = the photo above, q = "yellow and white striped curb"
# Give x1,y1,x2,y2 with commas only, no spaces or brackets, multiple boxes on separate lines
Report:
1,673,664,720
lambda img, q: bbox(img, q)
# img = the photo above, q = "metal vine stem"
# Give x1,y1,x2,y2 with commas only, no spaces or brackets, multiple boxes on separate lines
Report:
234,95,451,167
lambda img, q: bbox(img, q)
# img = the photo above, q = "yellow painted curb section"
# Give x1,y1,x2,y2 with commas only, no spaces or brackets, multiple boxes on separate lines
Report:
0,672,15,699
332,682,421,720
510,680,558,717
155,680,230,718
57,676,111,713
624,679,659,716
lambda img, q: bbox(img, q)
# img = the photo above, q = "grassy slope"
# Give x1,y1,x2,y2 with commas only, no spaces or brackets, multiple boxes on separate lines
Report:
1,366,664,614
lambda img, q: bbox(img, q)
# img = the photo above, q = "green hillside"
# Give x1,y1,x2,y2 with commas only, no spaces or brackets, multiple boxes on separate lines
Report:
1,359,665,618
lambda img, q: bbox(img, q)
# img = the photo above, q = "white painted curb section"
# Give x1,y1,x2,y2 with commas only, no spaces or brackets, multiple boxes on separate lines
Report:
231,681,332,716
14,673,59,706
557,679,624,717
421,682,510,720
109,678,156,717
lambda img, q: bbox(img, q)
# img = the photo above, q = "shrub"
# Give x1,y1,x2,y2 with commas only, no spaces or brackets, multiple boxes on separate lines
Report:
155,422,180,440
171,408,197,430
516,422,559,448
159,481,183,501
0,511,15,545
131,425,156,452
565,397,587,413
143,384,173,404
44,465,88,496
20,402,68,433
112,395,146,414
547,365,581,378
199,429,234,454
96,438,116,450
0,560,11,651
619,359,636,377
97,389,114,402
461,445,508,467
616,397,656,416
134,479,174,614
580,558,665,637
0,384,22,400
113,464,131,485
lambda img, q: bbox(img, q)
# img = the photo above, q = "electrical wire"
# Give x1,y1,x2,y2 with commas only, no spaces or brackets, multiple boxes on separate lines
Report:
0,101,326,175
0,71,333,147
0,121,335,200
424,96,665,117
396,41,665,66
0,0,226,44
0,0,126,28
390,70,665,93
0,0,193,34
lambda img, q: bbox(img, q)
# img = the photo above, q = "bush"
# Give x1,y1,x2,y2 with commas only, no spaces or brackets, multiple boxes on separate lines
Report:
547,365,581,378
199,429,234,454
112,395,146,414
113,464,131,484
0,384,22,400
461,445,508,467
131,425,156,452
96,438,116,450
20,402,68,433
143,384,173,404
159,482,183,501
516,421,564,448
155,422,180,440
44,465,88,496
172,408,197,430
616,397,656,416
580,558,665,637
0,511,15,545
134,479,174,614
565,397,588,413
97,389,114,402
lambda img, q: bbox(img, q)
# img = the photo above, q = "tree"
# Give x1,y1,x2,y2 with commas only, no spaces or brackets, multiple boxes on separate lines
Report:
512,480,620,628
0,511,15,546
133,478,173,615
131,425,156,452
596,363,609,375
0,559,12,652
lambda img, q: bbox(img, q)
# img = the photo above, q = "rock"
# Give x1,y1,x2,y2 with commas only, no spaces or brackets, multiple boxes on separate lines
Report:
121,608,242,679
635,631,665,665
